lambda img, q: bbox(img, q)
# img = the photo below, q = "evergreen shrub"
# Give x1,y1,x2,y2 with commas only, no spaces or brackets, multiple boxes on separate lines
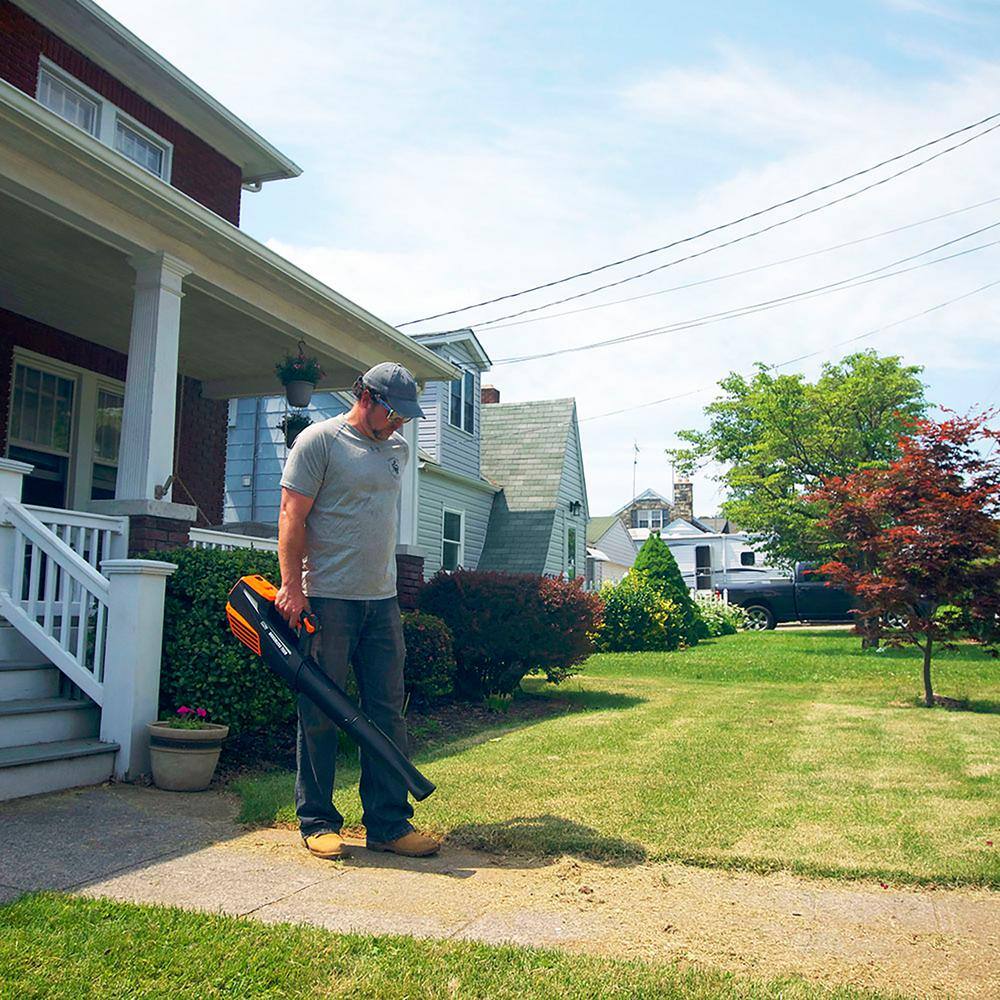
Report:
596,573,684,652
632,533,704,644
418,570,602,697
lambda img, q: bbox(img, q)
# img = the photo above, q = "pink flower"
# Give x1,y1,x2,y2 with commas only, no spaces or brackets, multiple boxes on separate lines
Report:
196,708,207,718
177,706,191,715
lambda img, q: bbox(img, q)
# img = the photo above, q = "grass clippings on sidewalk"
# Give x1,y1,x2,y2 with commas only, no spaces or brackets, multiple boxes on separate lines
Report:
234,631,999,888
0,893,904,1000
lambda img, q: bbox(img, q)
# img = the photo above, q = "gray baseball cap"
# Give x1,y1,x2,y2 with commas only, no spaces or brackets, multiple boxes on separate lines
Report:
361,362,425,419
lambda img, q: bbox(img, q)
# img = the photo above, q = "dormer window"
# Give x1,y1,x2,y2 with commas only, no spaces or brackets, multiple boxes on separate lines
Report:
635,508,667,530
35,60,172,182
449,369,475,433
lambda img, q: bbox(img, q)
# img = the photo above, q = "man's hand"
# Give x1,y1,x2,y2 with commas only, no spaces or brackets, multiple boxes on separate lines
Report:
276,583,310,629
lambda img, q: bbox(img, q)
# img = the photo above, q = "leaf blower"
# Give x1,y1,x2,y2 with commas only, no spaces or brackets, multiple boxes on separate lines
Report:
225,574,435,801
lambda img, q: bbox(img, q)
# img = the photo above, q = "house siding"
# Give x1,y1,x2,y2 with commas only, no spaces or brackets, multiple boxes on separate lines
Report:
1,307,225,522
547,407,588,578
594,519,636,568
416,468,493,578
224,391,348,525
435,343,481,481
416,380,441,463
0,1,243,225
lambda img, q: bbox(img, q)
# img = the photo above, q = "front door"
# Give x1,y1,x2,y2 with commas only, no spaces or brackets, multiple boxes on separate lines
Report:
695,544,713,591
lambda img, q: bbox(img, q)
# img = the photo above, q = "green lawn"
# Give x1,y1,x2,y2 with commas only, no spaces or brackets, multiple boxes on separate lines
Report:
236,631,1000,887
0,893,902,1000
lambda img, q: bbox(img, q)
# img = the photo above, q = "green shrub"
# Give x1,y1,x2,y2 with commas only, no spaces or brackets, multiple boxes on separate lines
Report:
401,611,456,705
693,593,749,636
419,570,602,697
633,533,704,644
595,573,685,652
157,548,296,735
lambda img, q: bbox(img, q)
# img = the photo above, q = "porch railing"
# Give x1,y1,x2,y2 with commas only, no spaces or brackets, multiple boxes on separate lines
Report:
0,499,113,705
188,527,278,552
25,504,129,567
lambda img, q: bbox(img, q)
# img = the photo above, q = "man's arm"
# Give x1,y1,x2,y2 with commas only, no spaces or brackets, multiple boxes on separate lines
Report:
276,486,314,627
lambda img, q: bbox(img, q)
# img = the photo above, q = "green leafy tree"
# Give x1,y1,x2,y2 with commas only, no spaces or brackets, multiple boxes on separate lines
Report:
667,351,927,566
632,532,703,644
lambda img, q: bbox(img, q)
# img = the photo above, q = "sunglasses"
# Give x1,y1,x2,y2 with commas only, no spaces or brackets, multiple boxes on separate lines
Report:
372,393,410,424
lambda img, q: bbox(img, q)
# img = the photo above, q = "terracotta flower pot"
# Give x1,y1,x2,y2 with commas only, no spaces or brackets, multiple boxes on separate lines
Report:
148,721,229,792
285,380,315,407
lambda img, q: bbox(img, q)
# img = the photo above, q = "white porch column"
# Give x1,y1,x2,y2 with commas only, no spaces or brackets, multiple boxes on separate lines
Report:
398,419,420,549
116,252,192,502
100,558,177,779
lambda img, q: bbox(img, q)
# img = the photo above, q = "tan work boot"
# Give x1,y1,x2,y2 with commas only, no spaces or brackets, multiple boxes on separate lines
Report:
366,830,440,857
303,831,349,860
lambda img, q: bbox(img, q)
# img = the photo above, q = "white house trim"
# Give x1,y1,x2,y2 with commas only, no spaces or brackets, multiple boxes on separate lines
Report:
442,506,465,570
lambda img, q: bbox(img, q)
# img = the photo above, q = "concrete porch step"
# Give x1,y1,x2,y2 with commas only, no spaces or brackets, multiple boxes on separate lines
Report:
0,696,100,749
0,738,119,801
0,660,60,700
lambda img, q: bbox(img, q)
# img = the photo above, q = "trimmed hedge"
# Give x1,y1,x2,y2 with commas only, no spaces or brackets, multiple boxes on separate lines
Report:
157,548,294,735
633,533,704,645
401,611,456,705
419,570,603,698
157,548,457,732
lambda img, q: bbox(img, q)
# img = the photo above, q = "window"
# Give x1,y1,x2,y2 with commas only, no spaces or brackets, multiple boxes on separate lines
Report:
636,508,665,530
448,369,475,433
115,119,165,177
442,509,464,570
37,67,98,135
740,551,756,566
35,60,172,181
567,527,577,580
92,388,124,501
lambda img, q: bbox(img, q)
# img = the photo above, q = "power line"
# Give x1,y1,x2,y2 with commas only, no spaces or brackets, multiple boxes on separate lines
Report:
579,276,1000,424
467,122,1000,329
397,110,1000,328
495,223,1000,364
478,195,1000,331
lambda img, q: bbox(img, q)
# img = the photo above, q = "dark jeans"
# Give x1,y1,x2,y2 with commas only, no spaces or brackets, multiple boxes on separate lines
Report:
296,596,414,843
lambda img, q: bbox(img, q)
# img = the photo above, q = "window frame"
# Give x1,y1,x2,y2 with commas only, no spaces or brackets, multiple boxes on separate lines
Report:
441,507,465,571
447,367,475,435
567,525,577,580
35,57,173,182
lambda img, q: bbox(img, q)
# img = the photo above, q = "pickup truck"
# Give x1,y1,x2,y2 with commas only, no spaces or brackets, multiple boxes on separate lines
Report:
721,563,855,630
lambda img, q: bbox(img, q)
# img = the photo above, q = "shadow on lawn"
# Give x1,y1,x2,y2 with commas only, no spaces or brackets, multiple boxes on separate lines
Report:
447,814,647,866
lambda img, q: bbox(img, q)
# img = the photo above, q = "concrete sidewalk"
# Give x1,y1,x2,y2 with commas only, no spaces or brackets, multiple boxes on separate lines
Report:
1,783,997,999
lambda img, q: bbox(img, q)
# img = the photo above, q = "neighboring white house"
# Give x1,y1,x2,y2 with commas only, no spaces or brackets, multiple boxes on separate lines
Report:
585,515,635,590
614,483,774,591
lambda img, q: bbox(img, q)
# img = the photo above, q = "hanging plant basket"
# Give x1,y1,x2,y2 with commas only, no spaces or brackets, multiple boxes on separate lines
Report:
278,412,313,448
275,343,324,408
284,380,314,407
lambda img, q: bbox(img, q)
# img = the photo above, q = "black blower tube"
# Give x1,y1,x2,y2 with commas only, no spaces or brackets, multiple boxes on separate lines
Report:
227,576,435,801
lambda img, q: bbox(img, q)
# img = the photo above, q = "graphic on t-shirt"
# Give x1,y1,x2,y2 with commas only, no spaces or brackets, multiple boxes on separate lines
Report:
389,458,400,477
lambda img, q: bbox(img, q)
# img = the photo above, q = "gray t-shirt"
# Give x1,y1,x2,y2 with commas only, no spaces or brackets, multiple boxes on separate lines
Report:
280,415,408,600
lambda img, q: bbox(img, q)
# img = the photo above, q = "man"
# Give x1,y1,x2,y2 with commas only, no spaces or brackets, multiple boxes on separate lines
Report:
275,361,439,860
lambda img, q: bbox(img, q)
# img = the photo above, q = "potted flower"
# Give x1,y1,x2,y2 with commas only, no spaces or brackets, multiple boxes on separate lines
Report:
148,706,229,792
275,345,325,407
278,412,312,448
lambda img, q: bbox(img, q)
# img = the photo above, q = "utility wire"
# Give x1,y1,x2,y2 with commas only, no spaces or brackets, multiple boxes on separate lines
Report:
495,223,1000,364
467,121,1000,329
579,276,1000,423
478,195,1000,331
397,110,1000,328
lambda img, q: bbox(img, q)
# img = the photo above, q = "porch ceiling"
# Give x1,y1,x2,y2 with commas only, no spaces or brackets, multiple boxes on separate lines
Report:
0,191,448,396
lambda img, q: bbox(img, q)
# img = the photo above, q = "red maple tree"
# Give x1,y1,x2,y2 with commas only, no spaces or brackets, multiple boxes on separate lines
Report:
809,412,1000,707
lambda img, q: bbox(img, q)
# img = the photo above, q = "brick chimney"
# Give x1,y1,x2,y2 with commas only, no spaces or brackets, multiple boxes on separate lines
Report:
673,476,693,522
481,384,500,405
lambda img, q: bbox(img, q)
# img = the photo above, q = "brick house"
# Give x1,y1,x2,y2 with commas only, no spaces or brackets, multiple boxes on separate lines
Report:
0,0,455,798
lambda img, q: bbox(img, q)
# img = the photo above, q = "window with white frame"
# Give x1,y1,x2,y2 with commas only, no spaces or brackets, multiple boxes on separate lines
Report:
567,526,577,580
91,387,124,500
35,60,172,181
448,370,475,433
635,508,666,530
442,509,464,571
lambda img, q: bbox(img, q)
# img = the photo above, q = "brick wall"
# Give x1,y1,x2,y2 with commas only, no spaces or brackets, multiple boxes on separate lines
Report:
0,308,225,523
395,552,425,610
0,1,243,224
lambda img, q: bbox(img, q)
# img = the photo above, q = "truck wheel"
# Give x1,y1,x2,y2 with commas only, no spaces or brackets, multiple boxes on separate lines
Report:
743,604,775,631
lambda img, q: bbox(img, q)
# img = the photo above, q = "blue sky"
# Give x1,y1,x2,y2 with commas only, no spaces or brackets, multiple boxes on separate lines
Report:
99,0,1000,515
